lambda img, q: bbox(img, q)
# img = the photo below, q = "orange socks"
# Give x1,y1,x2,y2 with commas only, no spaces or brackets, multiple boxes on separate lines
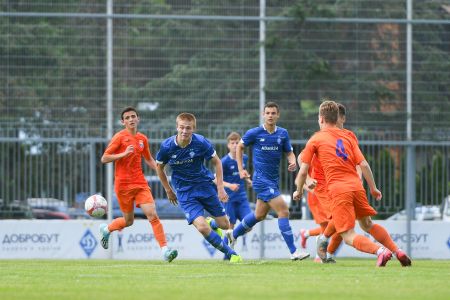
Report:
108,217,126,232
150,218,167,248
309,227,322,237
369,224,399,253
327,232,343,254
352,235,379,254
323,220,336,238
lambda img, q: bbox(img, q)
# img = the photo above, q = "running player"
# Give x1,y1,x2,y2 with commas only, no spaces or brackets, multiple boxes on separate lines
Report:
225,102,310,261
155,112,242,263
294,100,411,267
99,106,178,262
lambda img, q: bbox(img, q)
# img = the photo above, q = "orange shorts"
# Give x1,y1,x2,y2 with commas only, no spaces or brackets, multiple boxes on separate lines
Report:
314,186,332,220
307,192,327,224
331,190,377,234
115,186,154,213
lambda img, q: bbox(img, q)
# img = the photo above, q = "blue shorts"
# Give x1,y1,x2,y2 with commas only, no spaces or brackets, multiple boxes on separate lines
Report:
253,180,281,202
225,199,252,224
176,182,226,224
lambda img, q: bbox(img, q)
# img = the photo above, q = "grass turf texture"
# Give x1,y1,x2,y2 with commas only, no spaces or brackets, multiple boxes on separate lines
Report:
1,259,449,300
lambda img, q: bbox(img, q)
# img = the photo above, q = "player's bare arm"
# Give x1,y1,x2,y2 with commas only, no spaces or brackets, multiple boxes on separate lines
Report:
212,155,229,202
287,151,297,172
144,155,157,170
236,142,250,179
359,160,382,200
293,162,309,201
213,177,240,192
101,144,134,164
156,163,178,205
304,174,318,192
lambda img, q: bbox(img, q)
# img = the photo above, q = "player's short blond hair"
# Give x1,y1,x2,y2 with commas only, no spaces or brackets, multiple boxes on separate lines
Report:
176,112,196,128
227,132,241,142
319,100,339,124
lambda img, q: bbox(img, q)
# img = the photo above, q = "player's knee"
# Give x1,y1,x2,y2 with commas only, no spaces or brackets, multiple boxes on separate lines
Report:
218,220,230,230
146,212,158,221
195,223,211,235
254,213,266,221
125,219,134,227
358,218,373,232
277,209,289,218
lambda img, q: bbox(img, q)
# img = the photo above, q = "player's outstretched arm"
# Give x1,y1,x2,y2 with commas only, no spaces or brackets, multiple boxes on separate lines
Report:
211,155,229,202
359,160,382,200
213,177,240,192
293,162,309,201
236,142,250,179
144,156,157,170
156,163,178,205
287,152,297,172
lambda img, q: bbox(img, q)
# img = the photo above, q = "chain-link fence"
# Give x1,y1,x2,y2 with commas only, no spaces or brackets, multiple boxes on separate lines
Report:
1,0,449,220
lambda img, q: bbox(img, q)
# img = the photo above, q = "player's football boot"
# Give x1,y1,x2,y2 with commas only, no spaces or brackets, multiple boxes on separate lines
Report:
230,254,243,263
299,229,308,249
290,249,310,261
376,247,392,267
224,229,236,249
206,217,223,238
395,249,412,267
323,257,337,264
163,248,178,263
316,235,328,261
99,223,110,249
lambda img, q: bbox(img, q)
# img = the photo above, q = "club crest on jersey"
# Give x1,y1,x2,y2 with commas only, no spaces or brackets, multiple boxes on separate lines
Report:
189,151,195,158
139,140,144,149
259,138,265,142
230,165,235,169
171,154,177,158
277,137,281,144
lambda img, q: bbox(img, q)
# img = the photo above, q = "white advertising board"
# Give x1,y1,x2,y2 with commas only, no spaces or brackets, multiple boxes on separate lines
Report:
1,220,449,259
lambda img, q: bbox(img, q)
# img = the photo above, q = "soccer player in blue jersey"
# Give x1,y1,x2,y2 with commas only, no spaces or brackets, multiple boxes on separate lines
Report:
219,132,253,229
225,102,310,260
155,113,242,263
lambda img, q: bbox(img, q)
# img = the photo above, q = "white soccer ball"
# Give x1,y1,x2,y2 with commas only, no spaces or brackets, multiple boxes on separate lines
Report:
84,194,107,218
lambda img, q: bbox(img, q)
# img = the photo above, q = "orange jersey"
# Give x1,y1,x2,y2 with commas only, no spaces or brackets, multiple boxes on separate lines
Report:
104,129,151,189
301,127,365,198
343,128,359,145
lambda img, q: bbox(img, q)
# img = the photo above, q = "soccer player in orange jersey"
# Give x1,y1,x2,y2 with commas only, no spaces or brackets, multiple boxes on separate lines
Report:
294,100,411,267
99,106,178,262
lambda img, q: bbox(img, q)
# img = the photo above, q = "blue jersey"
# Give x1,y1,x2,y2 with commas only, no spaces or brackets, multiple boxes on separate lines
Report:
222,154,248,202
156,133,216,192
242,125,293,185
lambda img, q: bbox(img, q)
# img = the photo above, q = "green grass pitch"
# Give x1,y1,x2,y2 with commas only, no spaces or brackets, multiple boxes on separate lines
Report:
1,259,449,300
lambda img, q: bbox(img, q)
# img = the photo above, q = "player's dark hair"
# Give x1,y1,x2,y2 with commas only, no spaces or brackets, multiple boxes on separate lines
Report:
264,101,280,113
337,103,346,117
120,106,138,120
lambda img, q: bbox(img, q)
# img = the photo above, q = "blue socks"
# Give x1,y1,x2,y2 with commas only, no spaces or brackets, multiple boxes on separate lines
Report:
233,213,258,239
205,231,236,258
278,217,296,254
209,218,218,230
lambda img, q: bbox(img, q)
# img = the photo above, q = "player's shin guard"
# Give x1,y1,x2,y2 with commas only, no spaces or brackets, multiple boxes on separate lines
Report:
368,224,399,253
352,234,379,254
150,217,167,248
233,213,258,239
278,218,297,254
108,217,126,232
206,231,236,258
